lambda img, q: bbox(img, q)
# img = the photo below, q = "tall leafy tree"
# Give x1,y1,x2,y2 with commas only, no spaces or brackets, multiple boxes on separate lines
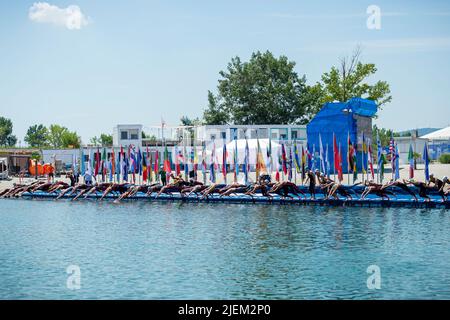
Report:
61,131,81,148
314,47,392,109
48,124,69,148
203,51,313,125
0,116,17,147
24,124,49,148
100,134,113,147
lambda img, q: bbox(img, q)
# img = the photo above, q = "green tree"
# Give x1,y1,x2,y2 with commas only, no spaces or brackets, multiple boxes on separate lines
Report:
61,131,81,148
203,91,229,125
314,47,392,109
24,124,49,148
0,116,17,147
99,134,113,147
203,51,313,125
48,124,69,148
90,136,101,146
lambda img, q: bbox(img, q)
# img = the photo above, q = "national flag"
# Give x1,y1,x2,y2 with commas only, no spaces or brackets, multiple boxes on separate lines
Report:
379,153,387,181
281,143,287,175
394,144,400,180
201,142,207,184
234,137,239,182
174,146,181,175
333,133,339,173
210,140,216,183
147,147,153,182
154,150,159,176
142,149,148,182
368,144,375,180
256,138,267,178
94,148,100,177
111,148,116,182
222,140,227,182
288,145,293,181
267,136,272,173
337,143,343,182
301,145,306,180
319,134,325,174
325,144,330,177
293,143,301,173
80,148,85,175
163,145,171,173
423,142,430,182
183,145,189,179
408,144,414,179
244,138,249,184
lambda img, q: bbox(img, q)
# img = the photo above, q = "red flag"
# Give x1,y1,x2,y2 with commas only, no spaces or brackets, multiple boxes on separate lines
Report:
94,148,100,176
338,143,343,182
154,150,159,174
333,134,339,172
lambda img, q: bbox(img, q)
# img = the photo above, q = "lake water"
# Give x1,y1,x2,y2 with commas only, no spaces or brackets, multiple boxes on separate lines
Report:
0,199,449,299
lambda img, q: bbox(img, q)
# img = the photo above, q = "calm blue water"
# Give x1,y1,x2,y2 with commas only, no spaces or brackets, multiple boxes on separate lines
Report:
0,199,449,299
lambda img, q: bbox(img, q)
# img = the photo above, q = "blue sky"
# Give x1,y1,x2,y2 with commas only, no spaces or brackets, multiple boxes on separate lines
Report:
0,0,449,144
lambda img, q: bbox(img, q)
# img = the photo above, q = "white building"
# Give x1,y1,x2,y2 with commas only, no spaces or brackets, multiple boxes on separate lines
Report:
113,124,143,148
395,136,427,165
420,126,450,160
193,124,307,147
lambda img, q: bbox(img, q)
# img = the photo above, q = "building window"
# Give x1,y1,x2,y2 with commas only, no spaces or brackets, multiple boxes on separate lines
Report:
221,132,226,140
130,130,139,140
291,131,298,139
210,134,216,140
120,131,128,140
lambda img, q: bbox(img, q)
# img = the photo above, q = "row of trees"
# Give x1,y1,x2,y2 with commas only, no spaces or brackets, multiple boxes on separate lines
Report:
199,47,391,125
24,124,81,149
0,117,17,147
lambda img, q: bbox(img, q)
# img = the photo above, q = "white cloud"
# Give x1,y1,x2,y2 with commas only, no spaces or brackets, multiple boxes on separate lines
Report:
28,2,89,30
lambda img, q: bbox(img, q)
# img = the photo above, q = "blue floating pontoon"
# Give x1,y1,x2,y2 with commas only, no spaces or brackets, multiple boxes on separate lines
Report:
16,185,450,209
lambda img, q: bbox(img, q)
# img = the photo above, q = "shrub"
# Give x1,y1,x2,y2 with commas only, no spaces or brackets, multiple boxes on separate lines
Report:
439,153,450,164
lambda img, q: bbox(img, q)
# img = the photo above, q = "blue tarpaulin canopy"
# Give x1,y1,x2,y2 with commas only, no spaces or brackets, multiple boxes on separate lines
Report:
306,98,378,173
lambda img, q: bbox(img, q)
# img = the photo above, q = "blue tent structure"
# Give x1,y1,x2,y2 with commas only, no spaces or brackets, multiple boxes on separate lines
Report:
307,97,378,174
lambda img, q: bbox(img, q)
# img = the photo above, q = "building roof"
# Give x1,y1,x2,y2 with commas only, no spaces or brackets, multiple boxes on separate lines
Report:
420,126,450,140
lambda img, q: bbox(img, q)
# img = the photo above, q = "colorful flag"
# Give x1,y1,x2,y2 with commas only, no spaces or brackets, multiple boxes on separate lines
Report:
147,147,153,183
319,134,325,174
80,148,85,175
338,143,343,182
174,146,181,175
325,144,330,177
154,150,159,176
201,143,207,184
163,145,171,174
288,145,293,181
301,145,306,180
362,133,367,175
394,144,400,180
256,138,267,179
234,137,239,182
281,143,287,175
379,153,387,182
244,138,249,184
408,144,414,179
293,142,301,173
210,140,216,183
333,133,339,174
267,136,272,174
222,140,227,182
142,148,148,182
368,144,375,180
423,142,429,182
111,148,116,182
